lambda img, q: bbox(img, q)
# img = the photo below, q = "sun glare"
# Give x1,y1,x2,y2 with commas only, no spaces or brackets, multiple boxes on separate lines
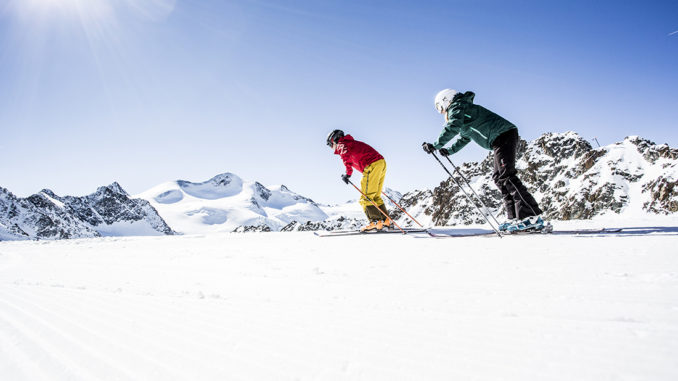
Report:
22,0,98,11
9,0,176,23
10,0,113,22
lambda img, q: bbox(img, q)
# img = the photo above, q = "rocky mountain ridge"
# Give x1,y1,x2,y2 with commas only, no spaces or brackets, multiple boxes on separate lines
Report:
392,132,678,227
0,183,174,241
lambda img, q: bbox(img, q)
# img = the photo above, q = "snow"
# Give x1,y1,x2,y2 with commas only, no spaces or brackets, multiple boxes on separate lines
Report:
579,138,677,218
40,192,65,209
319,200,364,220
94,221,168,237
1,217,677,380
0,223,20,241
316,187,404,224
178,174,243,200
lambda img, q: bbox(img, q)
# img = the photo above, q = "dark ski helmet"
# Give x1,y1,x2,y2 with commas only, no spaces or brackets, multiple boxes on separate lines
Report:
326,129,344,147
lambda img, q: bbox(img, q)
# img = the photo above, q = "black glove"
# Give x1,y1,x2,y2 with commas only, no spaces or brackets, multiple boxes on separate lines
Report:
341,173,350,184
439,148,451,156
422,142,435,154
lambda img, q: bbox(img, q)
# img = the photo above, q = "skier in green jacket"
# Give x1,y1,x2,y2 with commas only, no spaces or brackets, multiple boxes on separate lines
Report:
422,89,544,232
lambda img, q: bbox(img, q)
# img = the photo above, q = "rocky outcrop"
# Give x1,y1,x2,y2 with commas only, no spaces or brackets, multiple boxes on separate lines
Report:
280,217,364,232
397,132,678,226
643,177,678,214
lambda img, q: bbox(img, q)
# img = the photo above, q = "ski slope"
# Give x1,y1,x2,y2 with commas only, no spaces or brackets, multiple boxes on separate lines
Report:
0,218,677,380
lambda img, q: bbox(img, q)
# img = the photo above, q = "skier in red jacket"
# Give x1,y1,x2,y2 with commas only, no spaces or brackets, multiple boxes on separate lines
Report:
326,130,393,231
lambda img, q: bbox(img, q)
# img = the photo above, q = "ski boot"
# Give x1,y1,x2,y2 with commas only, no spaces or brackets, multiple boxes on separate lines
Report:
498,219,516,232
506,216,545,233
361,220,384,232
382,218,394,230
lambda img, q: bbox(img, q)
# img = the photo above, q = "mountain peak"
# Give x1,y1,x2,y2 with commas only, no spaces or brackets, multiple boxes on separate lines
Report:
0,186,15,197
40,189,60,199
176,172,243,200
95,182,128,196
206,172,241,185
530,130,592,159
624,136,678,162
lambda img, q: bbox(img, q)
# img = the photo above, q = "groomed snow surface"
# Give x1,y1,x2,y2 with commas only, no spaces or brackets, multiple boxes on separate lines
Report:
1,218,677,380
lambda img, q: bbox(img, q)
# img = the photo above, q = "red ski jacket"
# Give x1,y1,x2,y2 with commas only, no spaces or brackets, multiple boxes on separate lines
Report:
334,135,384,177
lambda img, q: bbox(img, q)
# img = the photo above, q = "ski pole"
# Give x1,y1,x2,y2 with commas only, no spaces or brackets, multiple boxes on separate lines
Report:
429,152,502,238
347,179,407,234
381,192,424,228
443,156,502,228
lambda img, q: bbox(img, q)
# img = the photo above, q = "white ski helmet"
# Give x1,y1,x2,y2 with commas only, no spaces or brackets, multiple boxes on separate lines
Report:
434,89,458,114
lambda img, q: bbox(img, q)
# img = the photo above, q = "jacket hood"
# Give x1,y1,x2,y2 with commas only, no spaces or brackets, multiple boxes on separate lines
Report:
453,91,475,104
334,134,354,154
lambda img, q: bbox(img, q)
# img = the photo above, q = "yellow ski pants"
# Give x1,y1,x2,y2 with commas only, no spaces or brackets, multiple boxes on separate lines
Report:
359,159,387,213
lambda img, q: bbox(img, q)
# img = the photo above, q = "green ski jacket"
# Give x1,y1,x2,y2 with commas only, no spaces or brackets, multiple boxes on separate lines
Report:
433,91,517,153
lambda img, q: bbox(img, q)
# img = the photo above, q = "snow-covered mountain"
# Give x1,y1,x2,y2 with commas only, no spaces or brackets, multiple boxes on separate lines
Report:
0,183,174,241
134,173,329,234
395,132,678,226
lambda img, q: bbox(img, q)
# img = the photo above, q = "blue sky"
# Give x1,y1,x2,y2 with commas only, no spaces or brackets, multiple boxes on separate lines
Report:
1,0,677,203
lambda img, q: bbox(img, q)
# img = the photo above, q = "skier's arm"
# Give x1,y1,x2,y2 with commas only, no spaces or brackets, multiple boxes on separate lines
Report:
448,136,471,154
433,106,465,149
341,155,354,177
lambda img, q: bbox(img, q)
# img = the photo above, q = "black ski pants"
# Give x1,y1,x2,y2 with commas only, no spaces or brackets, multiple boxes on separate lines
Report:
491,128,542,220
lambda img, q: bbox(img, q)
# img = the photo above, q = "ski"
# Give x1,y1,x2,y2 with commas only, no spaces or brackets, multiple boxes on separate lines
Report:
550,228,623,235
504,223,554,235
505,227,622,235
426,230,496,238
314,228,427,237
425,227,622,238
316,226,623,238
